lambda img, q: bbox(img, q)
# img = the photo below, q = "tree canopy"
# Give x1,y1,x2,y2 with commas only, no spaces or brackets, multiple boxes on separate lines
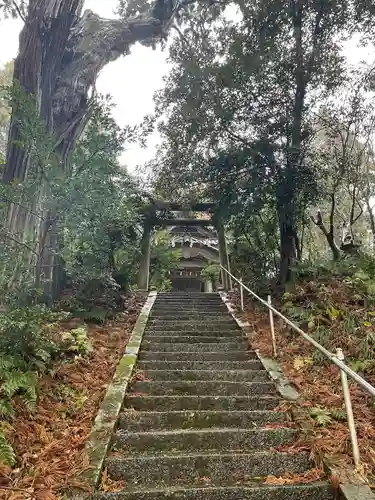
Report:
1,0,375,300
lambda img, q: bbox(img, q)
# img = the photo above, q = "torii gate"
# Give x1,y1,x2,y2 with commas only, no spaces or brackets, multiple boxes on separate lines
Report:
136,201,232,291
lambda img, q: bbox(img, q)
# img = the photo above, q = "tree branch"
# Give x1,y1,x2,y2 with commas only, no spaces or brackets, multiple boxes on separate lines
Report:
12,1,26,22
0,227,39,255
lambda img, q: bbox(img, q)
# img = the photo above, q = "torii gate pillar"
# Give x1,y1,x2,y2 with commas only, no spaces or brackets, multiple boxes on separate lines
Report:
137,219,152,291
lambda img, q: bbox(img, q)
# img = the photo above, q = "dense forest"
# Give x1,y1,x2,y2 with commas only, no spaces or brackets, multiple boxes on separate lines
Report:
2,0,375,496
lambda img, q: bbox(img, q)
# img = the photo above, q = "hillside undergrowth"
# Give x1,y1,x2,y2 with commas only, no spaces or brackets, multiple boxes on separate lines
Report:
0,293,145,500
233,257,375,484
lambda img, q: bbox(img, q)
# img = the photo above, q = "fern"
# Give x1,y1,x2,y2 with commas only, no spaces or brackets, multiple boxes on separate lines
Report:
360,333,375,359
349,359,375,373
0,356,17,371
2,371,37,400
0,355,38,418
331,409,347,422
0,399,15,419
22,384,37,412
0,430,16,466
310,406,346,426
310,407,332,427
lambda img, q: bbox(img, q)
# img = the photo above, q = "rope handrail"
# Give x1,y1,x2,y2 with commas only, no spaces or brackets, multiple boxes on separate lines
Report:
219,265,375,399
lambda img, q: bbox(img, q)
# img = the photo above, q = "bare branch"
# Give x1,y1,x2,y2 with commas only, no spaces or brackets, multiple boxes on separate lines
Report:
12,1,26,22
0,227,39,255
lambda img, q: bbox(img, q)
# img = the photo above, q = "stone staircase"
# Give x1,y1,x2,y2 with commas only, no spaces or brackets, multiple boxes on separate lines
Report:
97,292,334,499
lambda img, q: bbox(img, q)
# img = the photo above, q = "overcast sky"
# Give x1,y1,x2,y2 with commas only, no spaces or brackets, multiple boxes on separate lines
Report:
0,1,373,172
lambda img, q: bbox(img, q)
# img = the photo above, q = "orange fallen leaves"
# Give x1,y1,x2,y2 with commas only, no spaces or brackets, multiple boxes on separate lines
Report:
100,469,126,493
0,294,145,500
230,283,375,482
264,468,324,485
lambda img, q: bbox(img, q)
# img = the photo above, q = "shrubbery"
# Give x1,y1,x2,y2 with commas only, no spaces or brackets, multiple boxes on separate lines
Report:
0,305,92,465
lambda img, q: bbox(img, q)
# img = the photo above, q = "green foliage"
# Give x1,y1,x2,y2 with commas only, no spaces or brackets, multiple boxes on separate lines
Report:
0,60,13,155
0,355,38,466
0,306,64,369
149,230,181,291
360,332,375,360
61,326,92,356
201,263,220,289
1,86,145,304
349,359,375,372
60,276,124,321
63,97,143,287
0,426,16,467
309,407,347,427
0,303,94,465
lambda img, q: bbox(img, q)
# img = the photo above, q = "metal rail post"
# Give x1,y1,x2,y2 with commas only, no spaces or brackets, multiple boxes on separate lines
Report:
268,295,277,357
240,277,244,311
336,348,360,468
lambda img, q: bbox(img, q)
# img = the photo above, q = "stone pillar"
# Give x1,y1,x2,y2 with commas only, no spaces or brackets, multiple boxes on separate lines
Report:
137,220,152,291
204,280,213,293
217,221,231,291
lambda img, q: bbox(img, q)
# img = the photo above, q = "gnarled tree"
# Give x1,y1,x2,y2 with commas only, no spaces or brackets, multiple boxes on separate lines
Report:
2,0,184,298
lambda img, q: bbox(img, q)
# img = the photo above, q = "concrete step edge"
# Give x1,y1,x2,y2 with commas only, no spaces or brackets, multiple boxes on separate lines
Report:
141,337,246,343
105,451,312,484
141,343,248,351
106,450,310,461
136,362,264,369
95,482,333,499
115,427,295,437
124,394,280,410
112,427,297,453
130,380,276,395
137,369,268,375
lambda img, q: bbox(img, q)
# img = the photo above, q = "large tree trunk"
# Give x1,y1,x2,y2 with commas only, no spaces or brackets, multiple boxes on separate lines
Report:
3,0,181,299
277,192,297,288
277,0,304,288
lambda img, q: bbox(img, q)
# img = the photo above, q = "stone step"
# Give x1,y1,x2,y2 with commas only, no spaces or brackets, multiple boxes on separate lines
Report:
137,360,264,371
113,427,297,455
153,303,225,308
152,302,225,308
156,292,221,296
138,370,269,382
153,299,228,310
130,380,276,396
95,483,334,500
124,395,280,411
145,325,240,333
143,330,243,337
151,302,228,313
150,307,228,313
149,314,231,321
141,335,245,344
157,292,220,295
138,351,257,362
105,451,312,486
154,299,223,305
118,410,286,432
147,320,237,327
141,342,248,352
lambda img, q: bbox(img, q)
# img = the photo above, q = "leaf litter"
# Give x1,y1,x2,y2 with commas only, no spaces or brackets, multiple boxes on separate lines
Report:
0,294,145,500
230,278,375,486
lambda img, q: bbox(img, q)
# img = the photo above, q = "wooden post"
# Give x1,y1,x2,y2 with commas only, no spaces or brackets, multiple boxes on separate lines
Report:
137,220,152,291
